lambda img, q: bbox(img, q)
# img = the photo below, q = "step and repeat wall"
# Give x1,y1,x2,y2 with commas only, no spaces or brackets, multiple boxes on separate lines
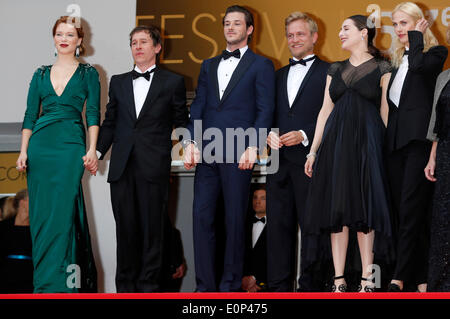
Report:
136,0,449,91
0,153,26,194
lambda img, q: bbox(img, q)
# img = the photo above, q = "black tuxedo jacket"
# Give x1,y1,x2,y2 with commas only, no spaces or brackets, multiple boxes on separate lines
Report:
243,216,267,284
386,31,448,153
97,67,189,182
272,57,329,165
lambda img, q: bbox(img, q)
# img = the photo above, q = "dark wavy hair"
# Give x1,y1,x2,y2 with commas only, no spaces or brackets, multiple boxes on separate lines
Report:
347,15,385,60
223,5,254,43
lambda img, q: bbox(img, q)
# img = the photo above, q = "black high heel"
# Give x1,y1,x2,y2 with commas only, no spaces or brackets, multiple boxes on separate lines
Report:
331,275,347,292
357,277,376,292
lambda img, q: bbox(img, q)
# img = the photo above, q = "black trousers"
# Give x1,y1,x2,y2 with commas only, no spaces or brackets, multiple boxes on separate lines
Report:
266,158,318,291
110,152,169,292
387,141,433,285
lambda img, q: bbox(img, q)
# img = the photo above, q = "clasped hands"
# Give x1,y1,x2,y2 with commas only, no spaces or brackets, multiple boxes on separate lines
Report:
83,149,98,176
266,131,304,150
183,143,258,170
16,149,98,176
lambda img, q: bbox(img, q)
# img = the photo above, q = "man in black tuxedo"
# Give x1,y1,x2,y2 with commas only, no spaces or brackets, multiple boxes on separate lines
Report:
266,12,329,292
96,25,189,292
242,185,268,292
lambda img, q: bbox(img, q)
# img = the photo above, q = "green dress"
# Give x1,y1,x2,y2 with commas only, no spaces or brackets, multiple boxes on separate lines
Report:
22,63,99,293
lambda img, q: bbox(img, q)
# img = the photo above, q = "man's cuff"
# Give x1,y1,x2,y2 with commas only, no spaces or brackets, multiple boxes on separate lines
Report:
96,150,102,159
299,130,309,146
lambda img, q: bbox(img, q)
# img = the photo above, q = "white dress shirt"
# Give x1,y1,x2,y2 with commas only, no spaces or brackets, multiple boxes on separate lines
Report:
389,47,409,107
252,215,266,248
287,54,315,107
269,55,315,147
217,46,248,99
96,64,156,159
133,64,156,117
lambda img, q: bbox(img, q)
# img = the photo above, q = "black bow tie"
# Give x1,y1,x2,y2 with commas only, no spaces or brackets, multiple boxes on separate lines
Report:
403,50,409,56
252,216,266,224
132,68,155,81
222,49,241,60
289,56,316,66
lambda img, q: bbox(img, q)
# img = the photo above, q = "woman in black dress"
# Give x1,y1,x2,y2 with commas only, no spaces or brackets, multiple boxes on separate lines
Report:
424,26,450,292
304,15,393,292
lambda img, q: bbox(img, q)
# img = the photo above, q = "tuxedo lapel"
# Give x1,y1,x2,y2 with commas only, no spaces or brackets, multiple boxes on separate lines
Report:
253,226,266,250
387,67,399,106
123,72,137,120
290,58,320,109
137,67,165,121
397,71,412,108
219,49,256,107
209,56,221,104
281,66,290,108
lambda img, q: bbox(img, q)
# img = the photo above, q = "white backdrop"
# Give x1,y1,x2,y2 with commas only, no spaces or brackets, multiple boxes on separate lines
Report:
0,0,137,292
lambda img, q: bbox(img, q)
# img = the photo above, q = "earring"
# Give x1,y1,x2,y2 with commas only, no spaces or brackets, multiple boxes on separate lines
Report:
361,35,365,41
54,48,58,57
75,46,80,57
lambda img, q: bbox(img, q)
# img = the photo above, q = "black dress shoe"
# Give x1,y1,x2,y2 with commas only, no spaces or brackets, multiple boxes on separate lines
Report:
387,283,402,292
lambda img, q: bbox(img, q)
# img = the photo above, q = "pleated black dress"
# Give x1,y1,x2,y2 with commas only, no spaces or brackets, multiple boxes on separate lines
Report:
304,58,394,262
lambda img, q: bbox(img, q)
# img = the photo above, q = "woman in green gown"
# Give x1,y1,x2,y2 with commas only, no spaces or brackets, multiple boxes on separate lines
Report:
16,16,99,293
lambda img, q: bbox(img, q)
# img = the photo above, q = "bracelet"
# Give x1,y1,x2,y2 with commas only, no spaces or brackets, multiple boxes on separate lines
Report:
306,152,316,159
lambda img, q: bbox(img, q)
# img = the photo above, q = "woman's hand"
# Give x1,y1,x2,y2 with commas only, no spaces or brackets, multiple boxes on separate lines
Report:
424,158,436,182
425,141,437,182
304,155,316,178
415,18,429,34
83,149,98,176
16,152,27,172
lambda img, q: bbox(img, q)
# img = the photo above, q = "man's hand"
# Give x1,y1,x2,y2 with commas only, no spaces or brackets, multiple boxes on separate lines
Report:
172,262,186,279
183,143,200,170
241,276,262,292
267,131,283,150
280,131,304,147
238,147,258,170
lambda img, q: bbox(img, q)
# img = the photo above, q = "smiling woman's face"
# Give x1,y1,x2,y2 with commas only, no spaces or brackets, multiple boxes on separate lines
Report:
339,19,364,51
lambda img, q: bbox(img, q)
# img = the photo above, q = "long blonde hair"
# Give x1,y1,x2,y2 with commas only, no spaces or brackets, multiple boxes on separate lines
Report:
390,2,439,68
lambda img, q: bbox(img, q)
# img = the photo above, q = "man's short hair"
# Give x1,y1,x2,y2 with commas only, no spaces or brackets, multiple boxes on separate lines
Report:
129,25,162,47
285,12,318,35
223,5,255,42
